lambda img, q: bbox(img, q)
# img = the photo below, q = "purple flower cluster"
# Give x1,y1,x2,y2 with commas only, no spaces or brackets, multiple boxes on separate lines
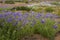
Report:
45,13,53,18
0,11,59,28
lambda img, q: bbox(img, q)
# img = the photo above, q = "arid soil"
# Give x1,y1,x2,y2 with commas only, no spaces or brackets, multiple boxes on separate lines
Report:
55,32,60,40
0,3,27,8
21,34,48,40
20,33,60,40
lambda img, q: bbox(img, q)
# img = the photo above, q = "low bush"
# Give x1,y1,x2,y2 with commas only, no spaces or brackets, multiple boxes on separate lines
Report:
51,2,60,5
11,6,32,11
44,7,54,12
0,8,12,11
5,1,15,4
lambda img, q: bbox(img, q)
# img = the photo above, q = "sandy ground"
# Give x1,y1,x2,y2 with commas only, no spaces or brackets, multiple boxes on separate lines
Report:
21,33,60,40
21,34,48,40
0,3,27,8
55,32,60,40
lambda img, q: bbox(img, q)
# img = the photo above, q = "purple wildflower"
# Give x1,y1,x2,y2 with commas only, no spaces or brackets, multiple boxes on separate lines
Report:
41,19,45,23
31,11,35,15
36,13,42,19
53,25,57,29
45,13,53,18
0,14,3,18
22,20,29,26
23,13,29,18
7,17,13,23
54,15,60,18
16,17,23,21
31,20,36,26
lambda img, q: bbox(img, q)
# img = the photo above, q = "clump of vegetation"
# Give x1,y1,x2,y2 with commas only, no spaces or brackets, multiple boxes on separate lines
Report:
11,6,32,11
0,8,3,11
51,2,60,5
0,8,11,11
57,9,60,16
32,6,43,12
44,7,54,12
5,1,15,4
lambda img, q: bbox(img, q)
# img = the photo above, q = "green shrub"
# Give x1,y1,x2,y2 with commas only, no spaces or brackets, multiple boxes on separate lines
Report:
11,6,32,11
19,18,57,40
0,8,11,11
33,19,56,40
32,7,43,12
0,23,20,40
15,1,21,2
21,0,29,3
51,2,60,5
5,1,15,4
45,7,54,12
25,1,29,3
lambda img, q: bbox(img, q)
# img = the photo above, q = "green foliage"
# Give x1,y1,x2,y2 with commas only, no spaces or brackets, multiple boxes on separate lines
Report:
11,6,32,11
19,19,56,40
0,8,11,11
51,2,60,5
5,1,15,4
32,7,43,12
0,23,20,40
21,0,29,3
0,8,3,11
20,26,34,39
33,19,56,40
45,7,54,12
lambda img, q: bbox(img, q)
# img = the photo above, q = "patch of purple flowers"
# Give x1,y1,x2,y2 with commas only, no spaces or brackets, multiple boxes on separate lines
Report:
0,11,58,27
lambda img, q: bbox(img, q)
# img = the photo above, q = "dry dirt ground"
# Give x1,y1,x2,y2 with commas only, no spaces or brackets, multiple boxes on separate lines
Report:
20,33,60,40
0,3,27,8
21,34,48,40
55,32,60,40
